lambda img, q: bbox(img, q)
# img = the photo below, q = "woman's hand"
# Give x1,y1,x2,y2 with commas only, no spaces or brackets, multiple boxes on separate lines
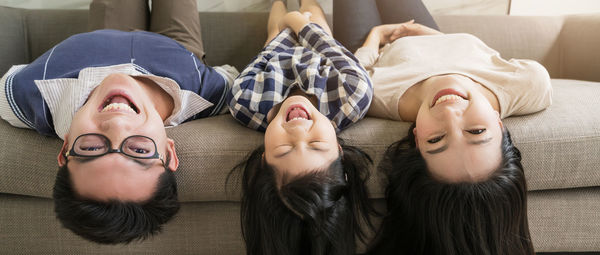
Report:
278,11,311,35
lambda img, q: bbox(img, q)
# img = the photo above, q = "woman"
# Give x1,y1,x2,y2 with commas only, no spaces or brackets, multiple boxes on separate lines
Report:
227,0,376,254
333,0,552,254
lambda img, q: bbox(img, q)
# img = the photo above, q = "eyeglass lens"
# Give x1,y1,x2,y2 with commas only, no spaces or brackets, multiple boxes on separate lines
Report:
74,134,156,158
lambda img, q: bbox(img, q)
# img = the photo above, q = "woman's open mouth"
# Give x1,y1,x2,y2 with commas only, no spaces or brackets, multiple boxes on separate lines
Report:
431,88,468,107
286,104,311,122
98,90,139,114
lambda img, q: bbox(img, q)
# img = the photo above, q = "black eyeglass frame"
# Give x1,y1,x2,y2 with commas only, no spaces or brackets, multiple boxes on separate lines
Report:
64,133,165,165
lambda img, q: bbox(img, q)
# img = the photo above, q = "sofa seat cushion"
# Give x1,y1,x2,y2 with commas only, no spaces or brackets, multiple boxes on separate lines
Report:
503,79,600,191
343,79,600,197
0,79,599,201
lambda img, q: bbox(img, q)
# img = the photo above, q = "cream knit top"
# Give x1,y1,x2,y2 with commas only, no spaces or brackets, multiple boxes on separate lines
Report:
354,33,552,120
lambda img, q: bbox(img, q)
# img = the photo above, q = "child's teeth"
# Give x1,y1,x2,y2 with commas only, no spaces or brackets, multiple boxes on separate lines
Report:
101,103,136,113
291,117,307,121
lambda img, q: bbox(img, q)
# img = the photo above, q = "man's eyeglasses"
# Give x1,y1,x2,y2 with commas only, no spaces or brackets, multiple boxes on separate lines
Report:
64,133,165,166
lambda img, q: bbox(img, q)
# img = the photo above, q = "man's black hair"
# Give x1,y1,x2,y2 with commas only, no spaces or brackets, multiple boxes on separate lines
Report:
53,158,180,244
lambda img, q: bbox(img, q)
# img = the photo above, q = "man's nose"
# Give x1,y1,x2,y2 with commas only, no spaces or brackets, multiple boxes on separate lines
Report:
99,117,133,133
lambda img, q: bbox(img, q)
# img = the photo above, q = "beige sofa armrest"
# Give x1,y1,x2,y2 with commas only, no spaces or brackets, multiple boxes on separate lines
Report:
560,14,600,82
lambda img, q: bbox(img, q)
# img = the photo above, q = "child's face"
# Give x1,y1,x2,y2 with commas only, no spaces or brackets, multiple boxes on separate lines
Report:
264,95,340,180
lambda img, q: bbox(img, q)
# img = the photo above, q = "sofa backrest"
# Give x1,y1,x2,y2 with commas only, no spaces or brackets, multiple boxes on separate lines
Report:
436,14,600,82
0,7,269,73
2,6,600,82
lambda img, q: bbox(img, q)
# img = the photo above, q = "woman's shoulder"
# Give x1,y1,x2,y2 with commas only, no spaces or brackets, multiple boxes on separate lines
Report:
499,59,552,117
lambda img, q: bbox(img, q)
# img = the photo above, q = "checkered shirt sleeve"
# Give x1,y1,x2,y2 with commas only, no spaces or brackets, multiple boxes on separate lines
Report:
227,24,373,132
297,24,373,131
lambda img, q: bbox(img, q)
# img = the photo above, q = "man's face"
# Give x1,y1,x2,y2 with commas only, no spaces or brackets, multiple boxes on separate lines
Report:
57,73,178,202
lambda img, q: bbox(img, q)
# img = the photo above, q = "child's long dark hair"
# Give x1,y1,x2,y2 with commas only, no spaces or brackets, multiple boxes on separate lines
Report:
367,123,534,255
231,139,377,255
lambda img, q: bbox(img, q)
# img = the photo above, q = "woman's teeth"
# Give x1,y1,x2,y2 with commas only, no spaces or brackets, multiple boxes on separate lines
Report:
101,103,136,113
435,94,465,106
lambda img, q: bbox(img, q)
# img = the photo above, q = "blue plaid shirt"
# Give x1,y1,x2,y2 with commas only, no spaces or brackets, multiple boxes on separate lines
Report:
227,24,373,132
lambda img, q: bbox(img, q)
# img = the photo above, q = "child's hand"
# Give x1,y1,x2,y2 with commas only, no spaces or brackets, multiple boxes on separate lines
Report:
371,20,415,45
362,20,443,50
376,21,443,43
278,11,311,34
371,20,443,46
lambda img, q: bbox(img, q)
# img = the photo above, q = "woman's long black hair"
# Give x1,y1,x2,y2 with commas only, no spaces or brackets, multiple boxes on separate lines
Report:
367,123,534,255
230,139,377,255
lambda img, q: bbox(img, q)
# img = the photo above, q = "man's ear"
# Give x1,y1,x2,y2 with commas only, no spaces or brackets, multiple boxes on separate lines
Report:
57,136,69,167
412,127,419,148
166,138,179,171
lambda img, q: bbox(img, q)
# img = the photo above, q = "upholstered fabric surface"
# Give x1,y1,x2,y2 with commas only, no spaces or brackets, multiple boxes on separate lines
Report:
2,189,600,254
0,6,599,253
2,78,599,201
435,15,564,79
0,7,28,74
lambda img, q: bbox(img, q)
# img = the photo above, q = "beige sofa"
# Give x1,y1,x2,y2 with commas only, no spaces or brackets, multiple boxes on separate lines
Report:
0,7,599,254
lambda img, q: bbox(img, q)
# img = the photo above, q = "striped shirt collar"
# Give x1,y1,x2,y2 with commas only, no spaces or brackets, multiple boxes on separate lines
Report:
34,63,213,139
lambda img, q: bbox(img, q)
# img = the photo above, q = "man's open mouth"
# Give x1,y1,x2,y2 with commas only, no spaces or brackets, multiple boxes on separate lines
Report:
99,91,139,114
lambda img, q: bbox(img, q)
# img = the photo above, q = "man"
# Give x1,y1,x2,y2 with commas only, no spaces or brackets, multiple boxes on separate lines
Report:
0,0,237,244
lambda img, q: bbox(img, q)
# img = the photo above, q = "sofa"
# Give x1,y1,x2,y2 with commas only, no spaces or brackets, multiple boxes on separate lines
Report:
0,6,599,254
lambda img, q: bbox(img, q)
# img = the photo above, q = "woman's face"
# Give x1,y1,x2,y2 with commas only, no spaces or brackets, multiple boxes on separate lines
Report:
414,75,503,182
264,96,339,182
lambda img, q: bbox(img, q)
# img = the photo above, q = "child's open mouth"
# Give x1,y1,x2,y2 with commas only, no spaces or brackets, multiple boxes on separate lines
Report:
286,104,311,122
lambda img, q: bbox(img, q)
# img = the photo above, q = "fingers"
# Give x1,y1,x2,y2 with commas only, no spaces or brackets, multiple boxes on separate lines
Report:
389,29,404,41
391,22,442,37
300,7,332,34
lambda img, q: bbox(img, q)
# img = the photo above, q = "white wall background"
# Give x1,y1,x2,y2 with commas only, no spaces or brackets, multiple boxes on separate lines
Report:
1,0,599,15
510,0,600,15
0,0,507,15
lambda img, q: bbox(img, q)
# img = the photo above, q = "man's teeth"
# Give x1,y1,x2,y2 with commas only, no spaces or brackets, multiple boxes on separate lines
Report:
101,103,136,113
435,94,465,106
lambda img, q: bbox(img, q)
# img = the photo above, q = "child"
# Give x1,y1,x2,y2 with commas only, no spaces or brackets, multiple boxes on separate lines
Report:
227,0,376,254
